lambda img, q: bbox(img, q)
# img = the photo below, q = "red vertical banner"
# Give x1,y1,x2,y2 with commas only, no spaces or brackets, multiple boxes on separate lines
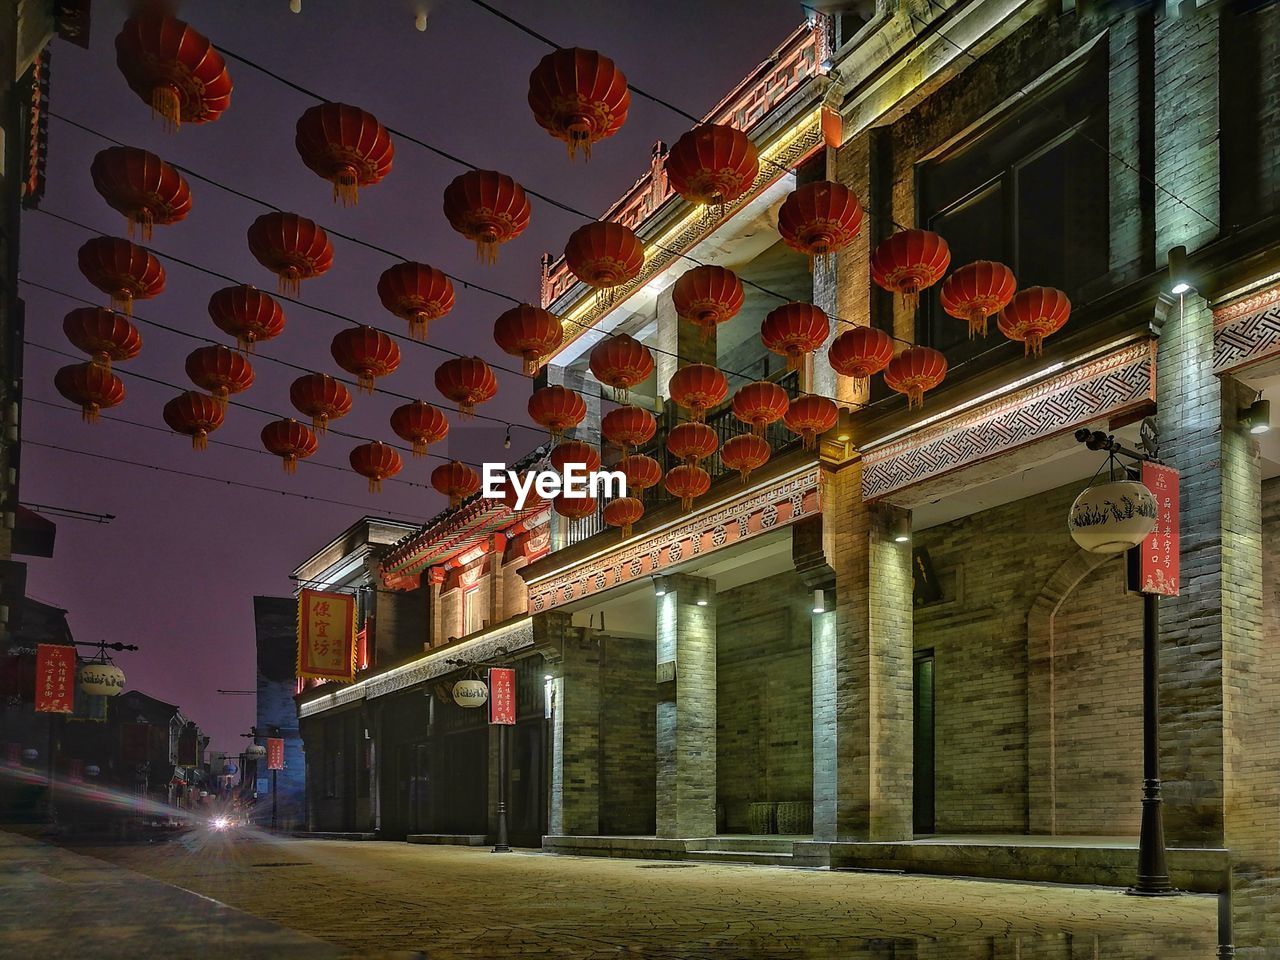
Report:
297,589,357,681
1139,463,1180,596
34,644,75,713
488,668,516,725
266,738,285,771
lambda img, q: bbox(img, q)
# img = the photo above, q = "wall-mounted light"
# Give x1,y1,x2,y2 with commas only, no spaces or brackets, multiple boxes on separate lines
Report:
652,576,667,597
812,588,826,614
892,515,911,544
1240,396,1271,435
415,11,428,31
695,598,709,607
1168,245,1193,295
289,0,301,12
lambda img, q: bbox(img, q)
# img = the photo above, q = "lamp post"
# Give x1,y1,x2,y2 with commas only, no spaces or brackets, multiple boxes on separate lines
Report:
446,648,512,853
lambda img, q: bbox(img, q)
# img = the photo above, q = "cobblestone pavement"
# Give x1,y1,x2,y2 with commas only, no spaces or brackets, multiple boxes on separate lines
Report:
53,828,1222,959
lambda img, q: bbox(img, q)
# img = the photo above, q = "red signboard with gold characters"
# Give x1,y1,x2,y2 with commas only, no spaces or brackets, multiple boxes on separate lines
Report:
296,589,357,681
35,644,75,713
266,737,285,771
1139,462,1180,596
488,667,516,726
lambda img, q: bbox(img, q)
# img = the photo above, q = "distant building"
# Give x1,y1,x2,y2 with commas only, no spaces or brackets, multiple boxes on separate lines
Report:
252,595,303,829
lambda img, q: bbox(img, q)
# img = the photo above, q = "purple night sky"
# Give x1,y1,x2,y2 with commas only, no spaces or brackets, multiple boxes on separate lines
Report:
21,0,802,755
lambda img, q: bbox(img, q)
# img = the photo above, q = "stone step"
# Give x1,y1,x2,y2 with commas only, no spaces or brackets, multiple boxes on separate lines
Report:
407,834,487,846
688,837,798,854
684,849,797,867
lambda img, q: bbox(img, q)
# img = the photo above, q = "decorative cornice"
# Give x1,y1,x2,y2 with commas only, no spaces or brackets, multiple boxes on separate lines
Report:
1212,283,1280,373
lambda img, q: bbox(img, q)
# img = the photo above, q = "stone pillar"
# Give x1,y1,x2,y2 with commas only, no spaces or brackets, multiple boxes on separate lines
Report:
488,534,506,629
655,574,717,838
427,571,443,648
655,286,717,397
540,611,602,836
538,361,601,447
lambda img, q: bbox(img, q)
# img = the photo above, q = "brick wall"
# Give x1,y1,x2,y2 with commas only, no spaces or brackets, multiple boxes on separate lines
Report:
1221,1,1280,231
599,633,656,835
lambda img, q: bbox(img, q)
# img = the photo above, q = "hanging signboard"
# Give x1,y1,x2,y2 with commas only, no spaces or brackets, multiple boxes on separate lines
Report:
296,589,357,681
488,668,516,726
1138,463,1180,596
34,644,75,713
266,738,285,771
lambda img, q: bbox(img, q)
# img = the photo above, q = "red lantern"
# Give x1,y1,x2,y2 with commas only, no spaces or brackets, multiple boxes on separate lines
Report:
721,434,771,482
761,303,829,371
668,364,728,422
528,385,587,442
247,213,333,296
331,326,400,394
732,381,789,436
828,326,894,380
351,441,403,494
940,260,1017,339
90,147,191,240
62,308,141,369
163,391,224,450
115,14,232,130
604,496,644,537
377,262,455,341
589,334,654,395
77,237,165,315
665,124,759,207
261,418,318,474
550,440,602,475
528,48,630,160
443,170,531,264
493,304,562,374
295,103,394,205
431,460,481,506
883,347,948,409
777,181,864,270
784,394,838,449
667,422,718,464
54,363,124,422
290,373,352,434
553,494,598,521
185,345,254,408
434,356,497,417
870,230,951,309
564,222,644,302
619,454,662,500
998,287,1071,357
208,285,285,352
601,405,656,452
664,463,710,511
671,265,743,339
498,472,547,514
390,401,449,457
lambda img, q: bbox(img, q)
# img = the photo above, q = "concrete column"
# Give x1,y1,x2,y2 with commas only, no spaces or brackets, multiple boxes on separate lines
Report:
655,286,717,398
655,574,717,838
540,611,602,836
427,572,443,648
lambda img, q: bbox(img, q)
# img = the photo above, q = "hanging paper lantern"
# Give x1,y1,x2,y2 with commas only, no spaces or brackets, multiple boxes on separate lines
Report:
389,401,449,457
185,345,254,408
784,394,838,449
163,391,224,450
331,326,400,393
761,303,829,371
260,418,318,474
870,230,952,309
528,385,587,442
588,334,654,395
665,124,759,207
721,434,771,482
377,262,455,341
443,170,531,264
528,47,630,160
452,679,489,707
295,103,394,205
290,373,352,433
564,222,644,303
619,454,661,500
208,285,285,352
883,347,948,410
731,381,789,436
550,440,602,475
1068,479,1158,554
54,363,124,422
435,356,498,418
77,237,165,315
604,496,644,537
493,304,562,374
664,463,710,511
601,405,656,452
498,472,547,514
246,212,333,296
671,265,743,340
828,326,894,380
62,308,141,369
666,421,718,465
431,460,481,507
114,13,232,130
78,663,125,697
940,260,1017,339
998,286,1072,357
777,181,864,270
90,147,191,239
553,494,598,521
668,364,728,422
350,441,403,493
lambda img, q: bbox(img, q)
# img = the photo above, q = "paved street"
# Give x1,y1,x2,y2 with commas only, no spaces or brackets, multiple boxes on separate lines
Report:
16,827,1219,958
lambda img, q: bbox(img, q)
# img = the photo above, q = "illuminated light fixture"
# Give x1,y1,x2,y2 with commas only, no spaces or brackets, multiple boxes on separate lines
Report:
289,0,301,11
415,11,428,31
503,425,512,449
812,588,826,614
653,576,667,597
1241,396,1271,435
695,598,709,607
1168,245,1193,295
543,674,552,681
892,515,911,544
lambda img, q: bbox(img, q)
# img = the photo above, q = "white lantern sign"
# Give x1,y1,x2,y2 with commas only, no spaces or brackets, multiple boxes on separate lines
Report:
452,679,489,708
1068,479,1158,554
79,663,126,697
244,744,267,759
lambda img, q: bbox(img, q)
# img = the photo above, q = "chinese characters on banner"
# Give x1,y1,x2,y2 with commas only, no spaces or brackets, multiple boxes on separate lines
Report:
34,644,75,713
296,589,357,681
266,738,285,771
1139,463,1180,596
488,668,516,725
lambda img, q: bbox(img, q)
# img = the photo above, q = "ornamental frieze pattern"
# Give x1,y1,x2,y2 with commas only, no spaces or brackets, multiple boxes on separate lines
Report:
861,341,1156,501
528,467,822,613
1212,285,1280,373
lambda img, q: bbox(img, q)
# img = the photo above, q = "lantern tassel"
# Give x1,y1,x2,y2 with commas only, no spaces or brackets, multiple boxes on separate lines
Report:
368,477,382,494
192,432,208,451
111,292,135,316
129,209,155,242
475,238,499,265
622,521,633,538
967,309,989,339
681,494,693,511
81,404,100,424
412,440,427,458
311,415,328,435
409,314,430,341
150,82,182,132
282,456,297,475
278,271,302,298
803,429,818,451
523,354,540,376
458,401,475,420
357,374,375,395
